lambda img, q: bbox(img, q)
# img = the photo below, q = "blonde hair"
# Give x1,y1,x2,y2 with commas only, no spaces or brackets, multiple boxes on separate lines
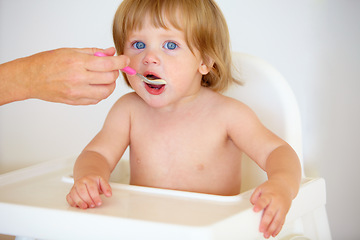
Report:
113,0,240,92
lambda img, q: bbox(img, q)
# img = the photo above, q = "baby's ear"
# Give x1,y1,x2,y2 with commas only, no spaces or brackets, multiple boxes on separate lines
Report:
199,57,214,75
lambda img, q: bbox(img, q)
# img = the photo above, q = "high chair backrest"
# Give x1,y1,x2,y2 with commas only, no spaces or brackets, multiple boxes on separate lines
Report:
225,52,303,192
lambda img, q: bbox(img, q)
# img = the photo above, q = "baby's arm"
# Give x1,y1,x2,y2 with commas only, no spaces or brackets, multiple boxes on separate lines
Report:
66,94,133,209
226,98,301,238
66,151,113,209
250,144,301,238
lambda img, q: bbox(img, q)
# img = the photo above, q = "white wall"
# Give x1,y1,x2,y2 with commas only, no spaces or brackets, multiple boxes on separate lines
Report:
1,0,359,239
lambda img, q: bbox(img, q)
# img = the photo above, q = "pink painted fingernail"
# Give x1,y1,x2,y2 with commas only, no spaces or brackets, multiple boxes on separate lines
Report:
94,52,107,57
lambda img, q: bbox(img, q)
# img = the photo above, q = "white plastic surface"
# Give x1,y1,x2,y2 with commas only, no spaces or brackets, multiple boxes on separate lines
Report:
0,157,331,240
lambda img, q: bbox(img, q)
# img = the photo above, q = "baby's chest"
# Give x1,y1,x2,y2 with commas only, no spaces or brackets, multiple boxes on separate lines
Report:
128,116,242,183
130,119,228,161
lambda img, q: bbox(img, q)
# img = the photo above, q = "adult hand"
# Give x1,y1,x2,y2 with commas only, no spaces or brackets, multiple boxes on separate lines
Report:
0,47,129,105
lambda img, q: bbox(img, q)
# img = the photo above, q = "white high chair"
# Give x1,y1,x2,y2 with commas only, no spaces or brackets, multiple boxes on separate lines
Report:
0,52,331,240
227,52,304,192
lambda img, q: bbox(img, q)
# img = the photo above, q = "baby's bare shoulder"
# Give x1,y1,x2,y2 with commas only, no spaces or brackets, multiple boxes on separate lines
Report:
111,92,144,109
207,92,261,130
209,91,252,114
117,92,142,104
103,92,144,122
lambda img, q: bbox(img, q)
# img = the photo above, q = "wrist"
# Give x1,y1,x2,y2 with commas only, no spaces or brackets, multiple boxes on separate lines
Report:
0,58,31,105
267,176,300,199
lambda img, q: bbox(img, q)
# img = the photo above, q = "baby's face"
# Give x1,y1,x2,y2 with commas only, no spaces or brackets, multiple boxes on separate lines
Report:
123,17,210,110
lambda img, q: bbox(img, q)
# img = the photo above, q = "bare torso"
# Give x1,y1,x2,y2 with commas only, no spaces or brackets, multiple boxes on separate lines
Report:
127,89,243,195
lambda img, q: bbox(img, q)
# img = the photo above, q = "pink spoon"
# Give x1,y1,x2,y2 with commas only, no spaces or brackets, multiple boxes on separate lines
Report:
94,52,167,85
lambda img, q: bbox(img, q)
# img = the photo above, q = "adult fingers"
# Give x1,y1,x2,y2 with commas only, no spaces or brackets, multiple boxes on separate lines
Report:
76,47,116,56
86,54,130,72
87,70,120,85
62,83,116,105
87,83,117,102
103,47,117,56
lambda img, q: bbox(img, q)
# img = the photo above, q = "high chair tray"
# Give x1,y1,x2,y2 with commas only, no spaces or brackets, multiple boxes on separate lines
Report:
0,157,328,240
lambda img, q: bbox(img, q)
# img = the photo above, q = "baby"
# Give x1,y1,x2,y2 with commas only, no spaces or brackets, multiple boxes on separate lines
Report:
66,0,301,238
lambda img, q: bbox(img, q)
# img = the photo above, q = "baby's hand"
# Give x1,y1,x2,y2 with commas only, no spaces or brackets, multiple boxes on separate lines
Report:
250,180,293,239
66,175,112,209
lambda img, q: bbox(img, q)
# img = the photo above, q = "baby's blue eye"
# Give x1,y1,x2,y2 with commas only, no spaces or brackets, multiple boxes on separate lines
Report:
164,41,178,50
133,41,146,49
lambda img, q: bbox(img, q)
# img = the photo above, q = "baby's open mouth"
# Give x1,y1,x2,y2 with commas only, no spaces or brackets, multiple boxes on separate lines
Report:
144,74,166,95
146,74,160,80
145,74,165,89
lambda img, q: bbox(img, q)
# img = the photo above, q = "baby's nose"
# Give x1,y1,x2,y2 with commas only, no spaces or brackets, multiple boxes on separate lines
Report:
143,50,160,65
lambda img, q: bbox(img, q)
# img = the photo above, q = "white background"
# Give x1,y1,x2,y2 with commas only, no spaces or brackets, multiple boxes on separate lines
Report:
1,0,359,239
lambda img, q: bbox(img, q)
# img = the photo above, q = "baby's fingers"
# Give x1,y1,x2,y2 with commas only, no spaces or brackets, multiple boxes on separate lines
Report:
78,182,101,208
260,206,277,238
272,221,284,238
252,193,271,212
66,193,76,207
262,208,285,238
86,181,104,207
67,187,90,209
99,177,112,198
250,187,261,205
